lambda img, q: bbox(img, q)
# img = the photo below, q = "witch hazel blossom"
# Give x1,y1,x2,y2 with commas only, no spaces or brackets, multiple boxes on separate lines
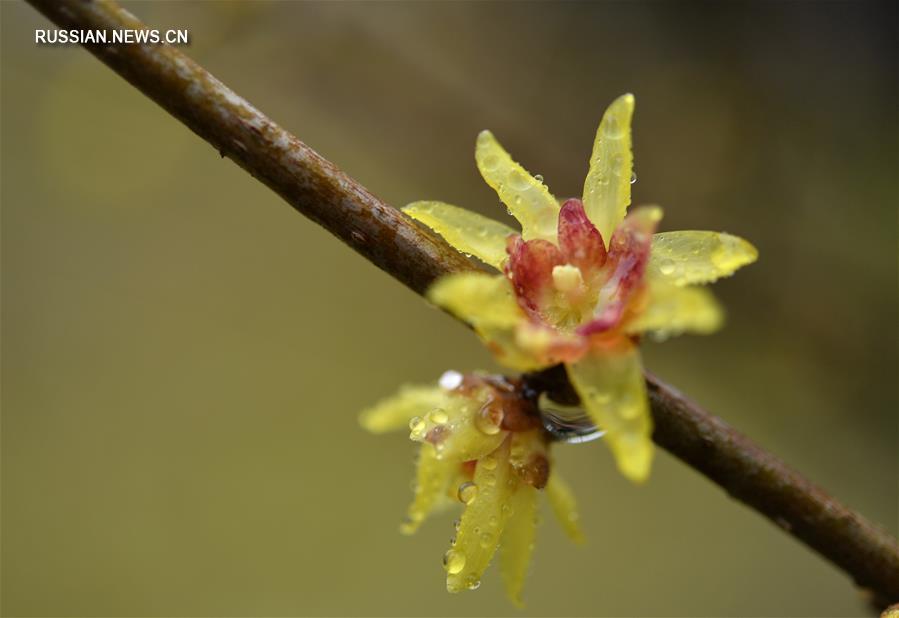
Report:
405,94,757,483
360,371,583,605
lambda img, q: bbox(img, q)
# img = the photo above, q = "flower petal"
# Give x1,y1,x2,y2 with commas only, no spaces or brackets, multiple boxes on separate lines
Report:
428,272,559,371
499,483,538,607
475,130,559,242
647,231,758,286
579,206,661,335
428,272,522,328
409,390,507,463
506,236,565,314
566,343,654,483
401,444,456,535
545,471,585,544
582,93,635,244
404,201,516,270
626,280,724,338
557,198,607,279
446,438,516,593
359,384,453,434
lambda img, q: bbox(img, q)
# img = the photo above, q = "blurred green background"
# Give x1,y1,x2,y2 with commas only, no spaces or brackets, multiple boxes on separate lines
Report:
2,1,896,616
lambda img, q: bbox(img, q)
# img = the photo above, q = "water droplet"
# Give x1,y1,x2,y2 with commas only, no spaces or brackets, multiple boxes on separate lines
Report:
534,174,544,183
409,416,424,432
480,532,495,548
443,549,466,574
453,518,461,531
508,170,529,191
458,482,478,505
465,575,481,590
439,370,463,390
480,456,497,471
630,171,637,184
474,399,503,434
659,259,676,276
428,409,448,425
483,154,500,171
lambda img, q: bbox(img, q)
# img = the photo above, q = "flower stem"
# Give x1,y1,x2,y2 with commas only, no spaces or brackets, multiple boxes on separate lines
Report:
26,0,899,605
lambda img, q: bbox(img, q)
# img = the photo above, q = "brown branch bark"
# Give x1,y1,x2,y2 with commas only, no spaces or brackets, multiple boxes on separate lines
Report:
26,0,899,605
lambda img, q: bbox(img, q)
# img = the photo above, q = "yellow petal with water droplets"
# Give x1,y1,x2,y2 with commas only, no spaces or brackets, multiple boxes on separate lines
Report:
545,471,585,544
475,130,559,242
446,438,516,593
626,280,724,338
500,483,538,607
566,343,653,483
359,384,453,434
428,272,522,328
428,273,547,371
582,94,635,244
409,389,507,463
648,231,758,286
404,201,516,270
401,444,456,535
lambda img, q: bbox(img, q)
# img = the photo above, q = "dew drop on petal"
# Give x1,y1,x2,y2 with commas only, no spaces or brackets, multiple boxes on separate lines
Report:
443,549,466,574
659,259,676,276
458,481,479,505
439,370,464,390
428,409,448,425
508,170,530,191
475,401,503,435
479,531,494,548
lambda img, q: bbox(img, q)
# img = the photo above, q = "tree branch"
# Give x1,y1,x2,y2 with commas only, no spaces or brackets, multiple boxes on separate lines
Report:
27,0,899,605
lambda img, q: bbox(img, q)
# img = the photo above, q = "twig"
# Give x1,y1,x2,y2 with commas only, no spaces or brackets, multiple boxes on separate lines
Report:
27,0,899,604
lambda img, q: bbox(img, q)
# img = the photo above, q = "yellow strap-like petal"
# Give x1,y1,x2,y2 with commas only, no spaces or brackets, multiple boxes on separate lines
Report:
566,343,654,483
475,130,559,242
626,280,724,338
428,273,549,372
445,439,516,593
359,384,452,434
582,94,635,244
401,444,456,535
499,483,538,607
545,471,584,544
647,231,758,285
409,389,507,463
404,201,516,270
428,272,522,328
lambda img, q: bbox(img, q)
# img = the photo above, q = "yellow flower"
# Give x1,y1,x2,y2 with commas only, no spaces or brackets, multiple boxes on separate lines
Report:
360,371,584,606
405,94,757,483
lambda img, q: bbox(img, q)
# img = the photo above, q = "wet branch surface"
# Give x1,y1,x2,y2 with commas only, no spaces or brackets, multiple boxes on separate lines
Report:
27,0,899,605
